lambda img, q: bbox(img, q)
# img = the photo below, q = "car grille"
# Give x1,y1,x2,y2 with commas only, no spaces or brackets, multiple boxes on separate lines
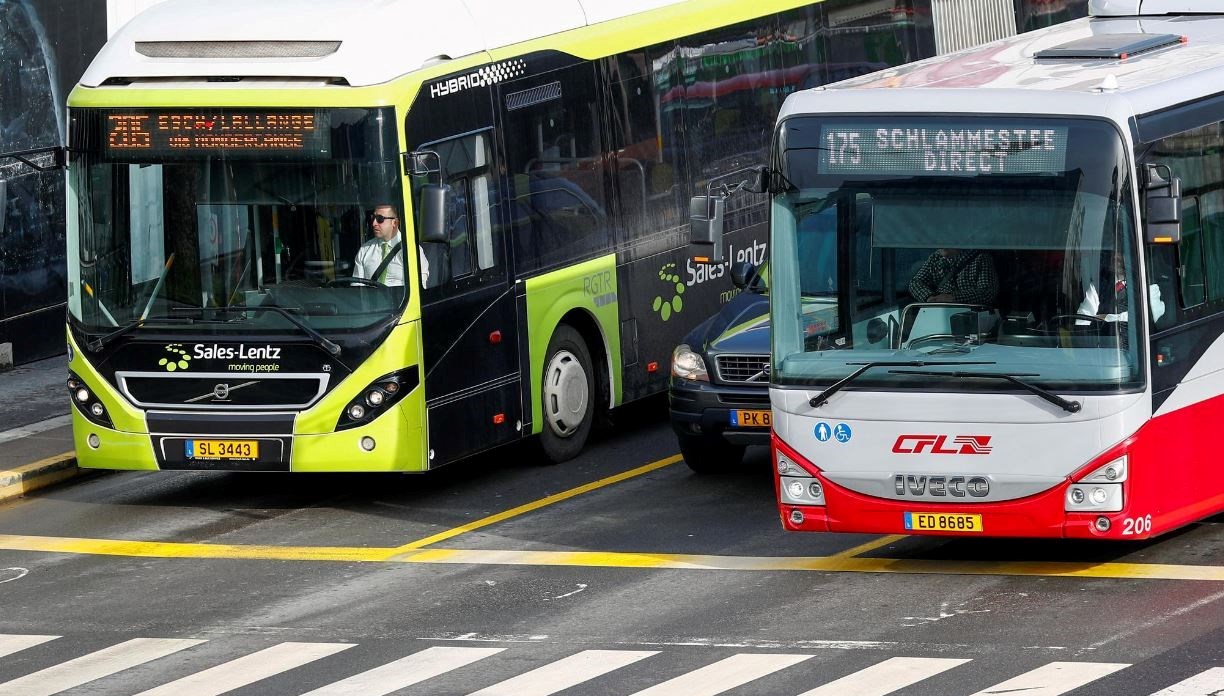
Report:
715,354,770,383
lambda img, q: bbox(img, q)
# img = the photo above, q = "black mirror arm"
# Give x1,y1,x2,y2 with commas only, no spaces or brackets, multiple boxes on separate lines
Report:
0,146,67,171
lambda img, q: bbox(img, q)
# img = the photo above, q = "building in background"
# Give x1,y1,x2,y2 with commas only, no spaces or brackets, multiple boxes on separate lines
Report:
0,0,1086,367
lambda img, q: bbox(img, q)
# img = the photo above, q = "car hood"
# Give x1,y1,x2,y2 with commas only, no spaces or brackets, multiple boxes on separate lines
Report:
694,291,771,355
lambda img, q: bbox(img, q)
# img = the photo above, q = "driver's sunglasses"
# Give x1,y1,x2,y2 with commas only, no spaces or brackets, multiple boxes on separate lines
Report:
371,214,397,223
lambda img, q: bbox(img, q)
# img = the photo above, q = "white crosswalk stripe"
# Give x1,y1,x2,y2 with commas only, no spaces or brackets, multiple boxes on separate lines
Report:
0,634,57,660
299,646,504,696
796,656,972,696
0,634,1217,696
968,661,1131,696
132,641,355,696
467,649,657,696
0,638,205,696
1149,667,1224,695
630,653,814,695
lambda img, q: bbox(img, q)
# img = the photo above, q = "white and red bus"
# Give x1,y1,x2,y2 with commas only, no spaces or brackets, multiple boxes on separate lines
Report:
737,0,1224,539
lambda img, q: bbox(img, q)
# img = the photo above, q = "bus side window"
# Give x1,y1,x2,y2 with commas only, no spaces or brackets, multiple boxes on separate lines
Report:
502,62,610,274
414,130,500,292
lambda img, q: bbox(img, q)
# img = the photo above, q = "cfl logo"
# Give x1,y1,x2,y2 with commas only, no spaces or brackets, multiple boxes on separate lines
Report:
892,435,993,455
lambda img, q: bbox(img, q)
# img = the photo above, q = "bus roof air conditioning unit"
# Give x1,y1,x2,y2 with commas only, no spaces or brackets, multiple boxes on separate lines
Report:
1034,33,1185,60
135,41,342,59
1090,0,1224,16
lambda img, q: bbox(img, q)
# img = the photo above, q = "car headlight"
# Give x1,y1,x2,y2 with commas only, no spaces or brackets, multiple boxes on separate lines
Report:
671,344,709,381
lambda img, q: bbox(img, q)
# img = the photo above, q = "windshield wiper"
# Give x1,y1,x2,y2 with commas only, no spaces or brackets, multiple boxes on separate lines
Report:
889,369,1082,414
204,305,342,357
86,316,191,352
810,360,995,408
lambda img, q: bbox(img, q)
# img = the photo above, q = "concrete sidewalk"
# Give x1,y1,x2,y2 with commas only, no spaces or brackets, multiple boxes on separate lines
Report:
0,355,80,503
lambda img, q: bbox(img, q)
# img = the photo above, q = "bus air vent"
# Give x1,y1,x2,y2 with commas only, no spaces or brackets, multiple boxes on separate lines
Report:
506,82,562,111
135,41,342,59
1034,33,1185,60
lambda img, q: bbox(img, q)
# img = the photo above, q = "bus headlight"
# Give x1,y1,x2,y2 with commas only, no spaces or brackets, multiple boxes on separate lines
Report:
1066,483,1122,512
67,371,112,428
336,367,419,431
671,344,708,382
775,453,808,477
1080,455,1128,483
780,475,826,505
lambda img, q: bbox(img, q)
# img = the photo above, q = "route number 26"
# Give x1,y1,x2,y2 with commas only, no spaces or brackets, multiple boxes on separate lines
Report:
1122,514,1152,536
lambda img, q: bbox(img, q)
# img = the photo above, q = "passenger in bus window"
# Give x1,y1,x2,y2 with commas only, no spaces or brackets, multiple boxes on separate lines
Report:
1077,250,1128,322
353,204,430,288
1077,249,1166,324
908,248,998,306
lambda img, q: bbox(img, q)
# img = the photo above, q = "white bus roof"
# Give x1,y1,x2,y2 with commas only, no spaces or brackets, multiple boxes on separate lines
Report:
780,12,1224,125
80,0,685,88
1091,0,1224,15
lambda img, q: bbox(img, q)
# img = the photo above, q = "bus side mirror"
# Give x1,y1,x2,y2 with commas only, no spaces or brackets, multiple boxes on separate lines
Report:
689,195,725,263
1145,165,1182,244
731,261,756,289
0,179,6,234
418,184,449,244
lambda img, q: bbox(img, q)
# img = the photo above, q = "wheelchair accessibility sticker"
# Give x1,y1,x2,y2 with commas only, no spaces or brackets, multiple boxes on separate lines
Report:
815,422,853,444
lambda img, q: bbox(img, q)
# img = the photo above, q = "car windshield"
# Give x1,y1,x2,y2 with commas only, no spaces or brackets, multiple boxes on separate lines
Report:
770,116,1142,392
67,107,406,339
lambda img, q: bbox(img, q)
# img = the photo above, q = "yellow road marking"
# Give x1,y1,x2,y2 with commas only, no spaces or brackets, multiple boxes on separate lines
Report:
2,451,1223,581
826,534,907,559
1,534,1222,581
387,454,682,555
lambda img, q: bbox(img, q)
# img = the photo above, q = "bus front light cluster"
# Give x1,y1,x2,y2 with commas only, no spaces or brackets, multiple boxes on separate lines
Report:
336,367,418,432
777,452,825,505
1066,455,1126,512
66,373,112,428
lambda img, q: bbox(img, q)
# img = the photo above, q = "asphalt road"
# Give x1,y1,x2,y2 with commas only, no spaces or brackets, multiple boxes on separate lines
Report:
0,396,1221,695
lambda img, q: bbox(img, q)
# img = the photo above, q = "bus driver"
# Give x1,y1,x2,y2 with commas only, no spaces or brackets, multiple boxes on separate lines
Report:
908,247,998,306
354,204,430,288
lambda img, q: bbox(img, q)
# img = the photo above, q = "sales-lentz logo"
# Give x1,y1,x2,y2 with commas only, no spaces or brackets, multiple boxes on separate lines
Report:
429,59,527,98
891,435,992,455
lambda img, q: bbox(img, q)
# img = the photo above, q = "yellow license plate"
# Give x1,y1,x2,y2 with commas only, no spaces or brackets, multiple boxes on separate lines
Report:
186,439,259,460
904,512,983,533
731,409,771,428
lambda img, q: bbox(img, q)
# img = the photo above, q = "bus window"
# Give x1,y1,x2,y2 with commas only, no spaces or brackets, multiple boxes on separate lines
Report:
411,130,499,291
502,62,610,274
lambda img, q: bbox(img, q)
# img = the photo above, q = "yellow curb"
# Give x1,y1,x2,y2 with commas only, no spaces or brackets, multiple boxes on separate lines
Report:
0,452,79,502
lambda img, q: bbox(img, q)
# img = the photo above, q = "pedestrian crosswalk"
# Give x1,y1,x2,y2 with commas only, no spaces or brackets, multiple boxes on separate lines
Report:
0,633,1220,696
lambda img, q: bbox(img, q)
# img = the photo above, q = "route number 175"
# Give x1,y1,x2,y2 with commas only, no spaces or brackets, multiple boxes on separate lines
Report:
826,131,862,166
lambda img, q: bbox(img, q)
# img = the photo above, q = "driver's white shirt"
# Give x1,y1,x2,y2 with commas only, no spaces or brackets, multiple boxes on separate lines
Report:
354,233,414,287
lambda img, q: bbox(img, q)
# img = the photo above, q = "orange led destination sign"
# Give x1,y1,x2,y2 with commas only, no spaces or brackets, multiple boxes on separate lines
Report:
105,111,329,157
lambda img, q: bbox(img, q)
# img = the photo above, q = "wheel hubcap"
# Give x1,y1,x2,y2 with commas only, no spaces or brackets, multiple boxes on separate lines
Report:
543,349,588,438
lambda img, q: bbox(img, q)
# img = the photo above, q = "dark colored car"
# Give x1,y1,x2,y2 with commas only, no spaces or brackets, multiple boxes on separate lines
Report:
668,263,772,472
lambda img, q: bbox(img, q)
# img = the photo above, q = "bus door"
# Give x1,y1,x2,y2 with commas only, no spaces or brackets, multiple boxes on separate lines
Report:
412,125,521,466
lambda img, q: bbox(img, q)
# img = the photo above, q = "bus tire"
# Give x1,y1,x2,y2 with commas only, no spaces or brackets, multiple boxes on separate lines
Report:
677,434,744,474
539,324,595,463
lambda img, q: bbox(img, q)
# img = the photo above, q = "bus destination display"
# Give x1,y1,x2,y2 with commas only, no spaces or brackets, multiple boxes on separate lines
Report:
819,123,1068,176
105,111,329,157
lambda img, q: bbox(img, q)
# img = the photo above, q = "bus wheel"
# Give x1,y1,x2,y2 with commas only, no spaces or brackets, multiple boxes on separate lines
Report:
677,433,744,474
540,325,594,463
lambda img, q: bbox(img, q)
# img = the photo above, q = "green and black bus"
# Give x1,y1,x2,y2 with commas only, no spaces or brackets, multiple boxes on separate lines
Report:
64,0,983,471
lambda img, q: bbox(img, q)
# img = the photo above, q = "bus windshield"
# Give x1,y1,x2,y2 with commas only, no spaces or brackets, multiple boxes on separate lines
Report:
771,116,1142,393
67,107,405,340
